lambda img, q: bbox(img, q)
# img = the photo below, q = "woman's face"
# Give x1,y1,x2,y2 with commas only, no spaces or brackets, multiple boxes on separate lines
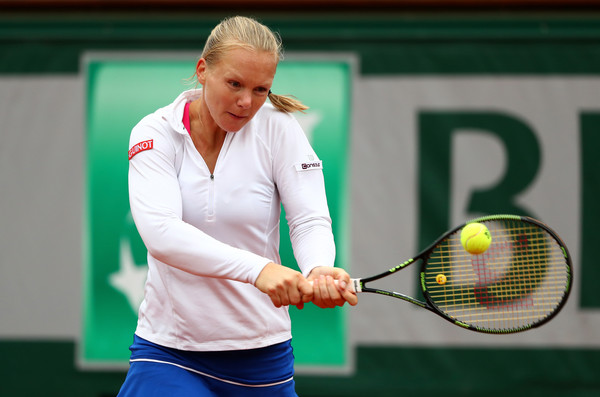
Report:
198,47,277,132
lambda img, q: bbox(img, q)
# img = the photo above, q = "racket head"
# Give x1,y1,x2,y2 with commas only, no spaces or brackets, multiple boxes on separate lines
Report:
420,215,572,334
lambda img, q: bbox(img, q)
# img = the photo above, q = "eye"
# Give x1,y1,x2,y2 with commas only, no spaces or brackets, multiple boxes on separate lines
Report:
255,87,269,95
228,80,241,88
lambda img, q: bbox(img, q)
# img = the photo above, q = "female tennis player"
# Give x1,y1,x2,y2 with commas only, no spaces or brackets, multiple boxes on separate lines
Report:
117,16,357,397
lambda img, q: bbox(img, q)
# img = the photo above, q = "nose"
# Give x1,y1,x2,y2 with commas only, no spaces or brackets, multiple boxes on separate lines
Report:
237,90,252,109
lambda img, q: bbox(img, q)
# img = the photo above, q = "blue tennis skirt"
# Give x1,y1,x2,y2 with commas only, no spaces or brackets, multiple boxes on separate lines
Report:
116,335,297,397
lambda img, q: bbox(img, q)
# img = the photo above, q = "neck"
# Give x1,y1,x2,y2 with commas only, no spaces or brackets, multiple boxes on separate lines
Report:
190,98,225,148
188,98,226,175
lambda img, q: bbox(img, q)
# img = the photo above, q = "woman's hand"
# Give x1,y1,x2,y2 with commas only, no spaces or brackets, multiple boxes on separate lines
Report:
307,267,358,308
255,262,313,309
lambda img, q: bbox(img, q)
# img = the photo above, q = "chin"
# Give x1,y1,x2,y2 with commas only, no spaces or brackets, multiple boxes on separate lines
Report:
224,125,244,133
223,120,250,133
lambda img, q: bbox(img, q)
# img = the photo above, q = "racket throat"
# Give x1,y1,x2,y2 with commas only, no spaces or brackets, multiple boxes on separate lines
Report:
351,278,362,293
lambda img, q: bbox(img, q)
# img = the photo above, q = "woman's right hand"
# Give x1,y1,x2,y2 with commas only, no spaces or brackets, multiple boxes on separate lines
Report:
254,262,313,309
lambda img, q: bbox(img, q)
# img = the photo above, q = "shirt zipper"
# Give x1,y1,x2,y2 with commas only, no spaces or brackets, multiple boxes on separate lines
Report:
205,133,231,222
207,173,216,222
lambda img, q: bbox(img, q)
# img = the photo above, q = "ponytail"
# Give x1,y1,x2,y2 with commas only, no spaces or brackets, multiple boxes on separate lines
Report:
268,91,309,113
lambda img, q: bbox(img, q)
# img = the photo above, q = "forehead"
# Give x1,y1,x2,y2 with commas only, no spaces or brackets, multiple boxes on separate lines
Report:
211,47,277,82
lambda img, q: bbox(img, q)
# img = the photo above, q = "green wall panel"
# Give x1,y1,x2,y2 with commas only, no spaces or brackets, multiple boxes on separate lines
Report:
2,341,598,397
1,14,600,74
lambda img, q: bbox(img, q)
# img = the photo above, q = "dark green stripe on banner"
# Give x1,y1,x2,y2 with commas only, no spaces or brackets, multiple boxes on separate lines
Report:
2,14,600,74
580,113,600,308
297,346,600,397
0,341,125,397
1,341,599,397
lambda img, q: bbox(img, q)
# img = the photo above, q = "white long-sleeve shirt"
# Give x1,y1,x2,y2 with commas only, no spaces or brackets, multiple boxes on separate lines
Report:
128,89,335,351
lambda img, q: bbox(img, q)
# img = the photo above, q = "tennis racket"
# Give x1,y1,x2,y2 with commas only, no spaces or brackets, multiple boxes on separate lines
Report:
345,214,572,334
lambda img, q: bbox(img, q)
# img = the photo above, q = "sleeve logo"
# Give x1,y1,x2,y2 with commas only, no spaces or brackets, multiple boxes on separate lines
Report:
128,139,153,160
294,160,323,172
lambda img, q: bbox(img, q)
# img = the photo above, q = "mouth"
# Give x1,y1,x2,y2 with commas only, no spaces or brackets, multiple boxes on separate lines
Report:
228,112,247,120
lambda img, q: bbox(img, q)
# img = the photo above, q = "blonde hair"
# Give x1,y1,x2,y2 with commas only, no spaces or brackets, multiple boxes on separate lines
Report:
198,16,308,113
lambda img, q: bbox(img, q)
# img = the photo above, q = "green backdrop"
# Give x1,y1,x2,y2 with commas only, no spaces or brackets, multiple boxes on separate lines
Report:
82,55,352,370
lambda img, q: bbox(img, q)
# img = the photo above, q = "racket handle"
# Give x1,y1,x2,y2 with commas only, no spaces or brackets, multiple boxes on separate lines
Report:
308,278,360,293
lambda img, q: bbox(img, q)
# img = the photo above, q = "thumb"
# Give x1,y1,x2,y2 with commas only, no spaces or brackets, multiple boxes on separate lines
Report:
298,278,313,297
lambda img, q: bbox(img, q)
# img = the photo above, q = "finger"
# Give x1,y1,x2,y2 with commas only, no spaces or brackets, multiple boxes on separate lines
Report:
299,279,313,303
327,275,343,293
340,288,358,306
312,276,322,301
320,276,337,308
287,283,303,306
270,294,282,308
334,274,352,293
329,283,348,307
308,277,334,308
266,285,284,308
326,276,343,297
298,278,314,296
310,277,327,308
278,285,291,307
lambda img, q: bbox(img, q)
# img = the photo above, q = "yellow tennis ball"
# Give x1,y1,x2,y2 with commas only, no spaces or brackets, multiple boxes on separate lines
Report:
436,274,447,285
460,222,492,254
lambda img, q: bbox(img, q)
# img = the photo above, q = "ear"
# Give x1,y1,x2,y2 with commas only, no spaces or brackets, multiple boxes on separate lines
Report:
196,58,207,84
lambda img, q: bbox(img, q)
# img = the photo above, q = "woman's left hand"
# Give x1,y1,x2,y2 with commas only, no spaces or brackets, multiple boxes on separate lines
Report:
307,267,358,308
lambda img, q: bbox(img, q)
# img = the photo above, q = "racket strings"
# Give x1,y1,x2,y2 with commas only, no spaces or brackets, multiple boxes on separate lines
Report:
423,220,570,332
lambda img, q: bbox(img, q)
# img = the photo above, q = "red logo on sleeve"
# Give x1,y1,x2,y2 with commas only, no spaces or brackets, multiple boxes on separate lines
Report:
128,139,154,160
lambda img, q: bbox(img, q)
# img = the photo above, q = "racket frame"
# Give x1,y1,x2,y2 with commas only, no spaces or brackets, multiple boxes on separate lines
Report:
352,214,573,334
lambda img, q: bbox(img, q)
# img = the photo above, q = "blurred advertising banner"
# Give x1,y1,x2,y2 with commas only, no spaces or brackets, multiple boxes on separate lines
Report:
81,53,600,378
